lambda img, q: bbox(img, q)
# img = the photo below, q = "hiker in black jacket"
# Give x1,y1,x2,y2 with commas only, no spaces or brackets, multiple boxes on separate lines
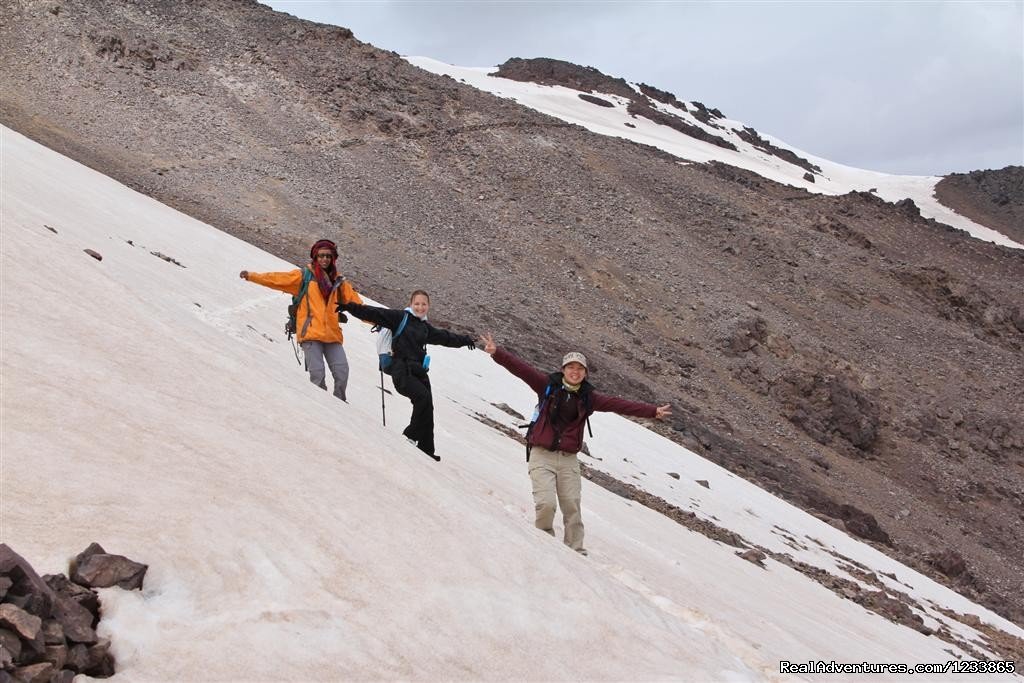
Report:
340,290,474,461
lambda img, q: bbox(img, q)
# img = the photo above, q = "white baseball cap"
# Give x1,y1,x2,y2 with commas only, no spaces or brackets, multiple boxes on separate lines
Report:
561,352,588,369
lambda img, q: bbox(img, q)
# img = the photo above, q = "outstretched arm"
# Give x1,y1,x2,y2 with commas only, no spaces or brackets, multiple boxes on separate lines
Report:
592,391,672,420
481,332,549,394
425,323,475,349
340,301,403,329
239,269,302,295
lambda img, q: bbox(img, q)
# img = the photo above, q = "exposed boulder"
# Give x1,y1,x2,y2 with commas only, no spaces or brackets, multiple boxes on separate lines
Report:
929,549,968,579
71,544,147,590
0,604,41,642
578,93,614,108
492,57,637,99
0,544,143,679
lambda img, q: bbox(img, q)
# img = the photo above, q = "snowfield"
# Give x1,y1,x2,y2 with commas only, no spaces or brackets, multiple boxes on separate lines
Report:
2,125,1022,681
405,57,1022,251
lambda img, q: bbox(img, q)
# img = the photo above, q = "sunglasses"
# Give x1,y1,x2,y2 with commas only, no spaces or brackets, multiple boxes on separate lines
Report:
315,252,334,259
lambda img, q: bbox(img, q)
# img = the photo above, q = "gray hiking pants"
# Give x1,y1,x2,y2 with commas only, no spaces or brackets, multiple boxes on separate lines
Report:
301,341,349,401
528,446,585,552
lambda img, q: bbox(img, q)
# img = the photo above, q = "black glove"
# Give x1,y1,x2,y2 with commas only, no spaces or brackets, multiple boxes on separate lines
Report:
464,336,476,350
338,313,348,324
336,301,348,313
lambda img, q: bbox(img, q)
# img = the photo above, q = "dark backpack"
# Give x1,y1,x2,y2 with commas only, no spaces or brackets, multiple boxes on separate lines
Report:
524,373,594,461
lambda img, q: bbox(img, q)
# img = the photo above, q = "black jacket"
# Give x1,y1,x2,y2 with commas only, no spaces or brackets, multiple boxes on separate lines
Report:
342,302,473,373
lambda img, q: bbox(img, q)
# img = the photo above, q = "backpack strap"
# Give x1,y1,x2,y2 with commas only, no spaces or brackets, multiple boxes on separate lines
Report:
295,267,315,339
394,311,410,340
525,382,557,462
298,272,347,340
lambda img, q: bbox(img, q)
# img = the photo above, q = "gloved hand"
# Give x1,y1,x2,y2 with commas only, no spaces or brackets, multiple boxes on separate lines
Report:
464,336,476,350
338,313,348,323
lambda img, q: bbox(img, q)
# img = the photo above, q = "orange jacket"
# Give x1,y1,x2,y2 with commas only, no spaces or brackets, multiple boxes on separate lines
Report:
248,267,363,344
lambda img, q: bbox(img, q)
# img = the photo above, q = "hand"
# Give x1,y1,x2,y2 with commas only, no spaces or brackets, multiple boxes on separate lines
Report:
655,404,672,420
338,313,348,323
480,332,497,356
465,336,476,350
239,270,249,280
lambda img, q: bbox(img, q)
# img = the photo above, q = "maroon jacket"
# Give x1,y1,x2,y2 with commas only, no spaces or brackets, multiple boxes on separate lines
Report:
493,347,658,454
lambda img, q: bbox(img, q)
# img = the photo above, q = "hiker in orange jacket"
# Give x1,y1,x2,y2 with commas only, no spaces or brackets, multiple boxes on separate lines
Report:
240,239,363,401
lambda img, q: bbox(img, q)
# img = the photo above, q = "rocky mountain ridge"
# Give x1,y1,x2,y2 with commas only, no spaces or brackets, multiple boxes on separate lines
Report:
1,0,1022,625
935,167,1024,244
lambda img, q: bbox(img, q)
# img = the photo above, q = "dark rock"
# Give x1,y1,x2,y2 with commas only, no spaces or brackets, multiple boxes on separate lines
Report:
930,549,967,578
627,100,737,150
840,506,891,545
43,642,68,670
0,578,9,600
803,172,815,183
772,371,879,452
894,198,920,217
735,126,821,174
0,644,12,671
492,57,637,99
71,546,146,591
52,593,97,644
43,575,99,622
726,317,768,355
0,629,20,663
83,249,102,261
149,251,185,267
578,93,614,108
696,479,710,489
828,379,879,450
51,670,77,683
10,662,54,683
1012,306,1024,333
83,638,115,677
0,604,41,641
65,643,89,673
737,549,767,568
667,472,680,480
637,83,686,110
41,620,64,645
854,590,927,632
0,545,55,619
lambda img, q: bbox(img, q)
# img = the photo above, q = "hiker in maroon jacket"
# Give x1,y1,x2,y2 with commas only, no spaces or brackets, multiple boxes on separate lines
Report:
480,333,671,555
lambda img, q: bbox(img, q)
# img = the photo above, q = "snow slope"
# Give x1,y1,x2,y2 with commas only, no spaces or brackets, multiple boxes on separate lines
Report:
2,125,1021,681
406,57,1021,251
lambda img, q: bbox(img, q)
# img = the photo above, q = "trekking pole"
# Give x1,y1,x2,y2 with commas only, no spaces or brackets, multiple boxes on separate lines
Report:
380,369,386,426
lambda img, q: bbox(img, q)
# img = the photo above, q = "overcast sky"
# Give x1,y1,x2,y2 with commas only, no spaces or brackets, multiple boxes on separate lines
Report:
263,1,1023,176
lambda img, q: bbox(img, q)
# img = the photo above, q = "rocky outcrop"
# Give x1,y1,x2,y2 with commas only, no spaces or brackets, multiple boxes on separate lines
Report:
578,93,614,108
935,166,1024,244
626,100,737,150
0,543,147,679
735,126,821,174
491,57,637,99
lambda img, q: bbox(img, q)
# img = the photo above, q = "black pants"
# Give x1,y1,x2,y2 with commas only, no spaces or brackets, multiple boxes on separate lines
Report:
392,368,434,456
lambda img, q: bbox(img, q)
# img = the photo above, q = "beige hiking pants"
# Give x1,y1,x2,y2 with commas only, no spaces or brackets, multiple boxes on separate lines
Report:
528,446,585,552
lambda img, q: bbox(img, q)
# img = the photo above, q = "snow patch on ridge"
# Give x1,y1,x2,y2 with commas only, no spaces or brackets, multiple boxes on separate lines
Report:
406,56,1021,250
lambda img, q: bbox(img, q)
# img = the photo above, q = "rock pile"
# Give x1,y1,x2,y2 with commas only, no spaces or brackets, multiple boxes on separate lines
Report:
0,543,147,681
